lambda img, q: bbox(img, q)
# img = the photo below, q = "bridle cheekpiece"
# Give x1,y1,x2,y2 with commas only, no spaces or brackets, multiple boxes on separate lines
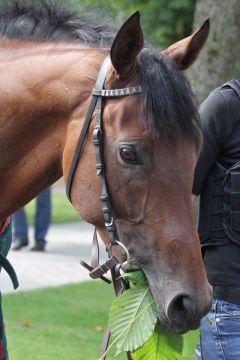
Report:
66,55,142,254
66,55,142,360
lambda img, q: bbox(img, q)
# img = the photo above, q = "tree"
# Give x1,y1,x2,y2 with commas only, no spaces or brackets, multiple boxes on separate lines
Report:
74,0,195,48
187,0,240,103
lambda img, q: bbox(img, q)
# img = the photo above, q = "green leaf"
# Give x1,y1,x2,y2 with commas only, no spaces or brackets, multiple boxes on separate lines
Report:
179,330,199,360
121,271,148,287
132,322,183,360
108,285,158,354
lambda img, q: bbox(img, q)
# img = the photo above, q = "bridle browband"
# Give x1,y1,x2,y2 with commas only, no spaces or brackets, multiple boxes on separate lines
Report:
66,56,142,360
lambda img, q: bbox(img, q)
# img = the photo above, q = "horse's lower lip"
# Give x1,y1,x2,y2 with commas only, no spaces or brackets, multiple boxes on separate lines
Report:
172,321,200,334
161,318,200,334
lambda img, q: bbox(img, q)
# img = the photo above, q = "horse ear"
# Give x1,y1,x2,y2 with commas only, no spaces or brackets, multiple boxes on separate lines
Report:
161,19,210,70
110,12,144,77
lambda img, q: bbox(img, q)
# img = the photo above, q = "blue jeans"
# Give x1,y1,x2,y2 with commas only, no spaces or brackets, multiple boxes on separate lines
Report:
13,188,51,244
195,298,240,360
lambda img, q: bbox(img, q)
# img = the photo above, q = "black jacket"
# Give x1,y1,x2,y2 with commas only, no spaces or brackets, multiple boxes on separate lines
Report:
193,80,240,293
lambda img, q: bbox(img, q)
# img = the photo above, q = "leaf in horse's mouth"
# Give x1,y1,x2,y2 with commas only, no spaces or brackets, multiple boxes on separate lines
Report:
101,270,199,360
109,285,157,354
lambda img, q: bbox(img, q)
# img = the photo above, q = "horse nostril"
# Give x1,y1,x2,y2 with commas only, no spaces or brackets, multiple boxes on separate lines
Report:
167,294,197,329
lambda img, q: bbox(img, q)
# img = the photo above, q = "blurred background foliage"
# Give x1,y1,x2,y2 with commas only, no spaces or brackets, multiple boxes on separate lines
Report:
74,0,196,48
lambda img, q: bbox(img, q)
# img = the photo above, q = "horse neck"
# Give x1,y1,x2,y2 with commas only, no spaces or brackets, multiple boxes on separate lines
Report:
0,40,107,220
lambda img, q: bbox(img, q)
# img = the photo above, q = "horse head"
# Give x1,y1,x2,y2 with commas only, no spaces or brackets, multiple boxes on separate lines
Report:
64,13,212,334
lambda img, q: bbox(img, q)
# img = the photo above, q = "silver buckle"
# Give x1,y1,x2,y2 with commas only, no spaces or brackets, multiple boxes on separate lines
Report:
105,217,114,228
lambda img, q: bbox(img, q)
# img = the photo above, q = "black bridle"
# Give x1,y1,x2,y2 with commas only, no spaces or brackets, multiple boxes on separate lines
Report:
66,56,142,359
66,55,141,255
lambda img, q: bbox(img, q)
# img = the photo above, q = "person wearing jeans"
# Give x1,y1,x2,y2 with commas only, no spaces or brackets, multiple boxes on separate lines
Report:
193,79,240,359
195,298,240,359
12,187,51,251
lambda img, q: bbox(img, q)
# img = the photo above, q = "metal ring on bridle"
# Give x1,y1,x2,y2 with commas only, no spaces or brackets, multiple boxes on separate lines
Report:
110,240,131,263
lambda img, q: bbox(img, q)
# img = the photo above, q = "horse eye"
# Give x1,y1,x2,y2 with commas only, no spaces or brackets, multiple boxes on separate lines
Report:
119,146,138,164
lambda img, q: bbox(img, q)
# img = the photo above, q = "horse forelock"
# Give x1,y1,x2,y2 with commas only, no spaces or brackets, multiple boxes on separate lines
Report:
138,48,200,142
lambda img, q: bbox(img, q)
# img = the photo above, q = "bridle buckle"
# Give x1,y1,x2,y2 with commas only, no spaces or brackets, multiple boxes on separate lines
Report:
105,217,114,228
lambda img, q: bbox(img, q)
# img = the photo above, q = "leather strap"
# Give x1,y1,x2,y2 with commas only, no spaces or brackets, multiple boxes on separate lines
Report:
90,257,119,280
0,254,19,289
80,230,131,359
90,228,100,269
99,263,131,360
93,97,119,246
66,56,111,201
99,328,111,359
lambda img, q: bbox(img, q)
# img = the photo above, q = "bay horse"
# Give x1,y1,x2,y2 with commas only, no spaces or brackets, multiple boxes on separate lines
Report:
0,0,212,334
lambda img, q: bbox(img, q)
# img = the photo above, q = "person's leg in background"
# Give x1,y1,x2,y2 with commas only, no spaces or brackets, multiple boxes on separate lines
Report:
195,299,220,360
12,208,28,250
32,187,51,251
195,298,240,360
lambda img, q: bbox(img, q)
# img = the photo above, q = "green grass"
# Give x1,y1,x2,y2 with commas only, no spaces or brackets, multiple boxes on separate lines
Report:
3,281,126,360
25,193,80,224
3,282,199,360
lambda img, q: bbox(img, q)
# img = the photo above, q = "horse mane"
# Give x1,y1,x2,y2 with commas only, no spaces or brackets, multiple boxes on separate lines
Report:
0,0,116,46
0,0,200,141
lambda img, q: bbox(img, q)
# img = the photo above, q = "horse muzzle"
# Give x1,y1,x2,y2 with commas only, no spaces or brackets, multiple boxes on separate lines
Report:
143,266,213,334
165,287,213,333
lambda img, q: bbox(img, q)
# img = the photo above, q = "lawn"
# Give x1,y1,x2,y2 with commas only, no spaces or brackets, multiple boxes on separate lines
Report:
3,281,125,360
3,282,198,360
25,193,80,224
